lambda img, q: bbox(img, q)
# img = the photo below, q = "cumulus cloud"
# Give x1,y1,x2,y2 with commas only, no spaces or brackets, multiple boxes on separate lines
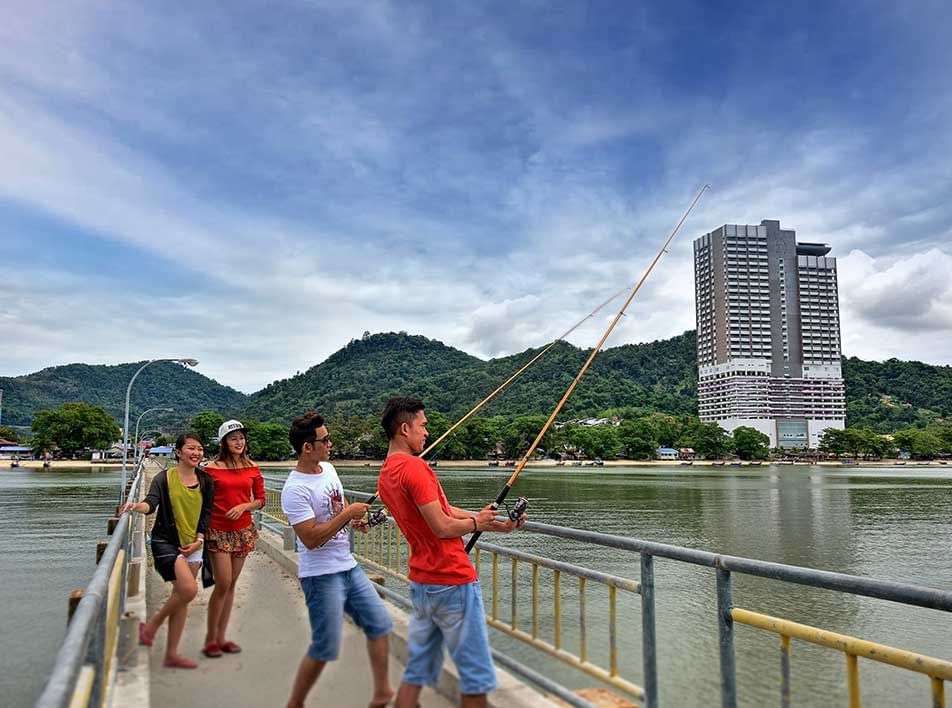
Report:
3,1,952,394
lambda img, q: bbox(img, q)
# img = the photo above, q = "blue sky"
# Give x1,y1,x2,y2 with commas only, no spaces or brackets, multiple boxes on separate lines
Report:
2,1,950,392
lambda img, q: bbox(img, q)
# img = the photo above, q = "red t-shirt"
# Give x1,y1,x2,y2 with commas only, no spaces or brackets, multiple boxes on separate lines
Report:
205,465,266,531
378,452,477,585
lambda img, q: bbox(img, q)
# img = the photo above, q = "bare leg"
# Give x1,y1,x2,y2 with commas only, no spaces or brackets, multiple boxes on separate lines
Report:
216,554,246,644
162,560,201,661
146,557,198,636
205,551,233,644
366,635,393,706
461,695,488,708
287,655,325,708
394,683,422,708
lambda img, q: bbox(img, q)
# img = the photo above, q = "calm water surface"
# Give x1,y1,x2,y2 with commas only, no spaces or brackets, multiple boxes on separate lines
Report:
330,464,952,708
3,464,951,707
0,467,122,708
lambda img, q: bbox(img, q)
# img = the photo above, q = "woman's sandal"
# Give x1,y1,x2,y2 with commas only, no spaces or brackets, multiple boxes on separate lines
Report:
202,641,223,658
163,655,198,669
220,640,242,654
138,622,154,647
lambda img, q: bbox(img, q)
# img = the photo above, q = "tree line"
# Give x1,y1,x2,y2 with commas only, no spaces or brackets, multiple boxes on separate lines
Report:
19,401,951,463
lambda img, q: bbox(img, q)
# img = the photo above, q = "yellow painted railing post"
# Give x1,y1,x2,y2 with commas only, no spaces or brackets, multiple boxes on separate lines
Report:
609,584,618,677
846,653,860,708
492,553,499,621
780,634,791,708
579,576,587,663
511,557,519,630
932,677,945,708
531,563,539,639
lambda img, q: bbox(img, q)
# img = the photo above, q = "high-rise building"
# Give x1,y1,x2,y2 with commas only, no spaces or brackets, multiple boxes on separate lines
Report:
693,219,845,448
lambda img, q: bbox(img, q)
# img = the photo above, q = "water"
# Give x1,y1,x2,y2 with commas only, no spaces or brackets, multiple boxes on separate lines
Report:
329,464,952,708
0,467,122,708
4,464,951,707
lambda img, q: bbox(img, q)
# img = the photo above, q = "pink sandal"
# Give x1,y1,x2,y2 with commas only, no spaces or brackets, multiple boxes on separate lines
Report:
138,622,154,647
163,655,198,669
202,641,223,658
220,640,242,654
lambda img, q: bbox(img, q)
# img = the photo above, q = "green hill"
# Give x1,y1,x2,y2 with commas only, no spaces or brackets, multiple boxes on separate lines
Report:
244,331,699,423
0,361,248,427
5,333,950,435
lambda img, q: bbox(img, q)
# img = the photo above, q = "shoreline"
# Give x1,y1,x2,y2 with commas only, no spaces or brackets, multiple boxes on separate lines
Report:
5,458,948,471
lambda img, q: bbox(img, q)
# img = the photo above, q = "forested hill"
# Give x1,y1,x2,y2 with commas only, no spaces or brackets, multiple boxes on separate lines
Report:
0,361,247,427
6,333,951,432
243,331,699,423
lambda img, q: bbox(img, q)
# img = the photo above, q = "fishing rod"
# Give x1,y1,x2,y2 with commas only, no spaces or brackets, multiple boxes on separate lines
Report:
316,493,389,548
420,284,630,459
465,184,710,552
317,288,629,546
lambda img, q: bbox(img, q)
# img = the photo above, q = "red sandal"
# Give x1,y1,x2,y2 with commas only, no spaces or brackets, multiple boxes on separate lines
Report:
220,640,242,654
138,622,154,647
201,641,223,658
163,655,198,669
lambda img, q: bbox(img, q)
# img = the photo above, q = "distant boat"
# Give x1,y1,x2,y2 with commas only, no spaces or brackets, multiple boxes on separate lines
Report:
939,460,948,465
712,461,725,466
749,461,762,466
571,460,582,466
593,458,604,466
487,460,499,467
894,461,907,466
730,462,742,467
680,461,693,466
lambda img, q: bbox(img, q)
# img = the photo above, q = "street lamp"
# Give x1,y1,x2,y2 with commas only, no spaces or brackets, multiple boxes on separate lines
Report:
134,407,174,462
120,358,199,503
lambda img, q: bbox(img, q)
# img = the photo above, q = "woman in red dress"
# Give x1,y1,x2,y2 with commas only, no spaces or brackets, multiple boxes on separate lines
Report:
202,419,265,657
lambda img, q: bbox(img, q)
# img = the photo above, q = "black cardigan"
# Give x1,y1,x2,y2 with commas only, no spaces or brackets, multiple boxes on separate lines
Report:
143,468,215,548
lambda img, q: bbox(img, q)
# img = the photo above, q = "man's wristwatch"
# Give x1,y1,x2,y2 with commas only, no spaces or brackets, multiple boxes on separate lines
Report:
471,517,478,533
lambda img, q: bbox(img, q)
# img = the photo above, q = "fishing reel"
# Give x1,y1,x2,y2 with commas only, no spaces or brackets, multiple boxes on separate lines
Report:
367,507,389,528
504,496,529,522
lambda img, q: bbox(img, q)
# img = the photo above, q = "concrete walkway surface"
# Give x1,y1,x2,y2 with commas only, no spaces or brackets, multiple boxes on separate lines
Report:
145,551,452,707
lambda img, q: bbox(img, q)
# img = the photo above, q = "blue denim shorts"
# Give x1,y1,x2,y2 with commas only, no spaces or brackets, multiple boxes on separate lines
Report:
403,580,496,695
300,565,393,661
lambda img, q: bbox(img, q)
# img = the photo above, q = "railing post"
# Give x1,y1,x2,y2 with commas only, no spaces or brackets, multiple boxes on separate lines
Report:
641,553,658,708
716,566,737,708
87,595,107,707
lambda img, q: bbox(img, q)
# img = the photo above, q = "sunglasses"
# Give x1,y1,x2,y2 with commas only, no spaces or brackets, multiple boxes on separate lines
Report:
307,434,331,446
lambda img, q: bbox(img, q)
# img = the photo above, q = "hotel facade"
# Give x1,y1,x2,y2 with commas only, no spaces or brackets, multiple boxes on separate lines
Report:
693,219,845,448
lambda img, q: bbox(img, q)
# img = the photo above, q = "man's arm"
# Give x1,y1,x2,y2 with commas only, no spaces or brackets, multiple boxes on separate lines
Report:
291,502,370,549
418,501,502,539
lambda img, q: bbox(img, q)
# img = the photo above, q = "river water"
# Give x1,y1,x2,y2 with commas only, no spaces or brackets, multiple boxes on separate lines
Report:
0,467,123,708
3,464,951,707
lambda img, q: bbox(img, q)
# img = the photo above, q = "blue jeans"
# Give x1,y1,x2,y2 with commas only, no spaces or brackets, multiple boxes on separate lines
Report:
403,580,497,695
300,565,393,661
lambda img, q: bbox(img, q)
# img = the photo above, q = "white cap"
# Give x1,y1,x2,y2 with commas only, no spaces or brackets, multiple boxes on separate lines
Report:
218,419,246,440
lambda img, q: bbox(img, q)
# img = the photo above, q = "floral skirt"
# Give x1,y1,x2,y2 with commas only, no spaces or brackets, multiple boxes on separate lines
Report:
207,524,258,557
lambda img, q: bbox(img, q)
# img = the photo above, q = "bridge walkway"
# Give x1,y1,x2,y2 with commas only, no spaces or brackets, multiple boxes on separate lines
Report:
145,549,452,707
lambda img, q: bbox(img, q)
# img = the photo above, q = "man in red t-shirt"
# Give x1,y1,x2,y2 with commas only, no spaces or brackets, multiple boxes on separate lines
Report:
378,396,524,708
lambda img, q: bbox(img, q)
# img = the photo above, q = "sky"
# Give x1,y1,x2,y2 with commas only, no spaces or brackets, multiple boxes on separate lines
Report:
2,1,951,393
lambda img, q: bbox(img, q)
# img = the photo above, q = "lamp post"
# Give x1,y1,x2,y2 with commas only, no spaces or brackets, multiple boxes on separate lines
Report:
134,407,174,462
120,359,198,503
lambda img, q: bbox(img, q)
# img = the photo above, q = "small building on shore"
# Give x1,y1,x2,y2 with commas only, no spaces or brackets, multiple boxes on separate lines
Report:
656,447,679,461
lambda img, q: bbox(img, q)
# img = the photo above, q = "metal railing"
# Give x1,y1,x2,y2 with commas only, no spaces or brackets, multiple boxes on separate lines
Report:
262,474,952,708
35,462,145,708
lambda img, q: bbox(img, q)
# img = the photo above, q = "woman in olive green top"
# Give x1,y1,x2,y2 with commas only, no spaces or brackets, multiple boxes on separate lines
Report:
121,432,215,669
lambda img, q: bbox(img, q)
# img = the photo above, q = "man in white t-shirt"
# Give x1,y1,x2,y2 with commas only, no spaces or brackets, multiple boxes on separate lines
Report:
281,412,394,708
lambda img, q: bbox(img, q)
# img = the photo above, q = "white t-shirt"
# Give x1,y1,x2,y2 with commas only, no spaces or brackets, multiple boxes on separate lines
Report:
280,463,357,578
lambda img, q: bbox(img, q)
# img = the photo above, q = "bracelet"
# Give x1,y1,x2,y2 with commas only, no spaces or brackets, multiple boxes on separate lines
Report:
471,517,478,533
